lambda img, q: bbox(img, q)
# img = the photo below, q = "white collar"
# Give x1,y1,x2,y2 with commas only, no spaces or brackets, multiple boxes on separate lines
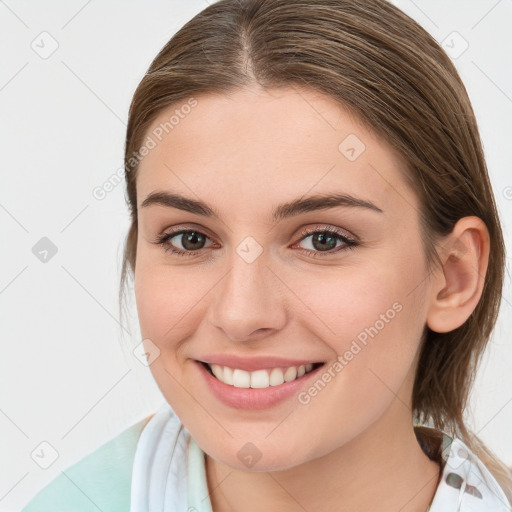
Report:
131,402,511,512
130,402,189,511
429,435,510,511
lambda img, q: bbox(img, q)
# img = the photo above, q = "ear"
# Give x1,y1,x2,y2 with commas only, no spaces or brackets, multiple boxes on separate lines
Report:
426,216,490,333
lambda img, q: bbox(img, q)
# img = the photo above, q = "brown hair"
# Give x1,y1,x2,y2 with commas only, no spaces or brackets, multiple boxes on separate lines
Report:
120,0,511,498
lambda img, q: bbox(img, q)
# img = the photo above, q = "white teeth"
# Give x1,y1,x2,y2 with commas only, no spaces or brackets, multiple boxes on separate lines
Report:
211,364,224,380
232,369,251,388
269,368,284,386
223,366,234,385
250,370,269,388
207,362,318,388
283,366,297,382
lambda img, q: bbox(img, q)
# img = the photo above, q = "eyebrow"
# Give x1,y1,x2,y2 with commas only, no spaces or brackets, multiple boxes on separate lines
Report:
140,190,383,222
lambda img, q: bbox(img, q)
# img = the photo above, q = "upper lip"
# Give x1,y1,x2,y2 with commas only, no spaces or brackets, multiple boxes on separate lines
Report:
198,354,325,372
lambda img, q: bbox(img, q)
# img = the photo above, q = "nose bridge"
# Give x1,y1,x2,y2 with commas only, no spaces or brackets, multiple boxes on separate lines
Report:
209,237,287,341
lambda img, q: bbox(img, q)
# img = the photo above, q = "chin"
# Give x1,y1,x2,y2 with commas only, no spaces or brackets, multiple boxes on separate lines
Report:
205,438,315,473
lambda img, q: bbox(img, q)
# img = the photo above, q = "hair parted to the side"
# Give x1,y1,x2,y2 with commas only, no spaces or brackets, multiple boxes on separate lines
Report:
119,0,511,498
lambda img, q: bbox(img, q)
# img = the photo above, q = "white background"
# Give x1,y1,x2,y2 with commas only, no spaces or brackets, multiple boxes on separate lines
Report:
1,1,511,510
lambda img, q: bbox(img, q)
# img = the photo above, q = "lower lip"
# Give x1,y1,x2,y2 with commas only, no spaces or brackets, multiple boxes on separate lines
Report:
195,360,324,410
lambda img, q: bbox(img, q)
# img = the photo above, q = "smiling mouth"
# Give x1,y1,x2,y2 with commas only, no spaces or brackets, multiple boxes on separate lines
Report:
200,361,325,389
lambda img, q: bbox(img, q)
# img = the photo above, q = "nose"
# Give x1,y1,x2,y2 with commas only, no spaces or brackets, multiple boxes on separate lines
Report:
207,249,289,343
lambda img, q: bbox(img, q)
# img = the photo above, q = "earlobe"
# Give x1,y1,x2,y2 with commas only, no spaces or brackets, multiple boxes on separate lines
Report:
426,217,489,334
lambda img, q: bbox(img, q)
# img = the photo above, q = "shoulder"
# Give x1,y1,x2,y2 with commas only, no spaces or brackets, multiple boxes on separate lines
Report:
21,414,155,512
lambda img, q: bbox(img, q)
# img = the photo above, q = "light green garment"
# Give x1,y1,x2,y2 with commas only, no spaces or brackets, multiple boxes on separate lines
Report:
21,417,148,512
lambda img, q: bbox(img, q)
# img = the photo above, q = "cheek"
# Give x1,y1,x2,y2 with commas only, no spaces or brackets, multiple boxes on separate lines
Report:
288,251,427,391
134,257,209,346
276,262,426,449
133,259,210,410
288,263,405,348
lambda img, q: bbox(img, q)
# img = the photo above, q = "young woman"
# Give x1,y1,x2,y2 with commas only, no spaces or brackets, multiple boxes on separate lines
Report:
22,0,511,511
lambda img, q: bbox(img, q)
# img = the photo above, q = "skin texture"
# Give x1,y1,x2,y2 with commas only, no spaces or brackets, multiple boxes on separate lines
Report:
133,86,489,512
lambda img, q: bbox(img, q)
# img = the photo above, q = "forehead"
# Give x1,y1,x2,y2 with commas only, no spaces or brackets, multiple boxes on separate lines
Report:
135,86,415,218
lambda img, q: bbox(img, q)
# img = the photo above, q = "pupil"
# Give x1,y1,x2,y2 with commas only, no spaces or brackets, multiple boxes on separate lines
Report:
183,232,205,250
313,232,336,251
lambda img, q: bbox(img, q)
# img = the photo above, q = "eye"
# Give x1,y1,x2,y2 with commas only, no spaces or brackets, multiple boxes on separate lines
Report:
293,225,359,258
152,229,214,257
151,224,359,258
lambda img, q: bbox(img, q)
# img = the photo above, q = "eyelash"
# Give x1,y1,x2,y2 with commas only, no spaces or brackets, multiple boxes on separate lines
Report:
151,225,359,259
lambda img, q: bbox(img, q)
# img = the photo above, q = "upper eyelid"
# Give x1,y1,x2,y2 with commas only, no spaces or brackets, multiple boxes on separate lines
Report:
163,224,354,238
297,225,357,242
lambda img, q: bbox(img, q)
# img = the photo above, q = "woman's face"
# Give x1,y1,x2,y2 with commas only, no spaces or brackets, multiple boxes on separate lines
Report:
134,86,435,471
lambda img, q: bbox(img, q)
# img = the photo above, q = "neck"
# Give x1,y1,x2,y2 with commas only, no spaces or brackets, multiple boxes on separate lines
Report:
205,400,440,512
